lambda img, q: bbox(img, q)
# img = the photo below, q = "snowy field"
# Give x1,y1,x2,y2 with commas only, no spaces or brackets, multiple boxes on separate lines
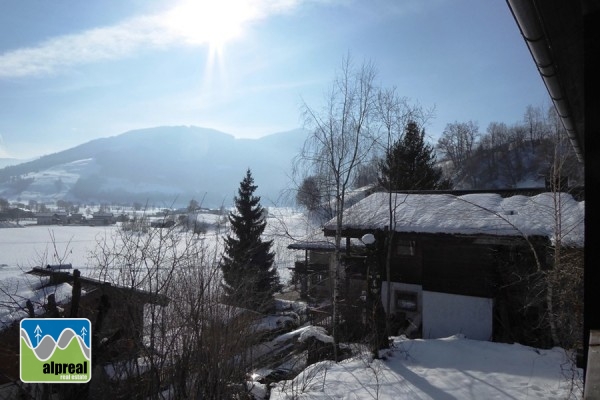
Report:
0,208,311,277
0,224,117,274
0,208,315,327
0,223,116,327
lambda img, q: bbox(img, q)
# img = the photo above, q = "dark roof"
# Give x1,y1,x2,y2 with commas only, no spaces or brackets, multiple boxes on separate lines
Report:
27,268,170,306
506,0,594,161
288,239,365,251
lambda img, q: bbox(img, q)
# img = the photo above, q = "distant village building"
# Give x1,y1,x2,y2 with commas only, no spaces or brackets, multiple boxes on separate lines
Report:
35,211,69,225
150,219,175,228
69,212,84,224
90,212,116,226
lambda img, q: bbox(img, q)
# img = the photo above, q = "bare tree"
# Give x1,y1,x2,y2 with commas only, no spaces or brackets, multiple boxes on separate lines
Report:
295,54,379,360
373,87,430,343
88,210,257,399
437,121,479,166
542,107,584,353
524,104,547,148
437,121,480,186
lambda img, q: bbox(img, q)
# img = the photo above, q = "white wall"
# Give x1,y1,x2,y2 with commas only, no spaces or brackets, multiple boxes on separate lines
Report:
422,291,493,341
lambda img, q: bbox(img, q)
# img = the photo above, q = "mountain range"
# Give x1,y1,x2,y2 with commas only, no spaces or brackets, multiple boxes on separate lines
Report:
0,126,308,208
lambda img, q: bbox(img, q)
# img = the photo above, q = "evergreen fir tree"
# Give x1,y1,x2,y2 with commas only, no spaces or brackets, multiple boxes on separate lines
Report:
378,121,452,190
221,169,281,312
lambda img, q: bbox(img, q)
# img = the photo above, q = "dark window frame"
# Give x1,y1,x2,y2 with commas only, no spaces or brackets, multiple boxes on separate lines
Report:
395,290,418,312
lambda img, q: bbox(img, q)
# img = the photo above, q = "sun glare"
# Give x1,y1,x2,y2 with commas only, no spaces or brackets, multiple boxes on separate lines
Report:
164,0,258,54
160,0,266,101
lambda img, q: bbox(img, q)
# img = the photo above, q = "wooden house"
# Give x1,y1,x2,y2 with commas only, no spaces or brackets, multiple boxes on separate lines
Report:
35,211,69,225
68,213,84,224
288,237,366,301
291,190,584,346
0,268,169,393
90,212,116,226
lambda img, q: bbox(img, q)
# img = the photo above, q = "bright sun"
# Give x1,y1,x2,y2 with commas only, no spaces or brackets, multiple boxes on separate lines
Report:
163,0,258,55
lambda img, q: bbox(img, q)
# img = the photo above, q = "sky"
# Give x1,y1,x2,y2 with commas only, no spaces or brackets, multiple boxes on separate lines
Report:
0,0,551,159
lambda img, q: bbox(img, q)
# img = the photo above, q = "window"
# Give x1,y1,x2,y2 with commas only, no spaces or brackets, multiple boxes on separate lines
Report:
395,291,418,312
396,240,415,256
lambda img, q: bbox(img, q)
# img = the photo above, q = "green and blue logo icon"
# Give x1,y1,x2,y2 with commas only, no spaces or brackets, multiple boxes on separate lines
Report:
20,318,91,383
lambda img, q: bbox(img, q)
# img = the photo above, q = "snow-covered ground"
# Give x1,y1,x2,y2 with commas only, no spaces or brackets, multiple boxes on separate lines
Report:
0,208,309,276
269,335,582,400
0,224,116,272
0,208,312,327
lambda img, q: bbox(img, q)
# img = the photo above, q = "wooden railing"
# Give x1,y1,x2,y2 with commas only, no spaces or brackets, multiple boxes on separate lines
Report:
308,306,332,328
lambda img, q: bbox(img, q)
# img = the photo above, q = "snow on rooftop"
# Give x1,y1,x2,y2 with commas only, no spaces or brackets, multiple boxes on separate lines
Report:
325,192,584,246
0,280,78,329
287,225,367,251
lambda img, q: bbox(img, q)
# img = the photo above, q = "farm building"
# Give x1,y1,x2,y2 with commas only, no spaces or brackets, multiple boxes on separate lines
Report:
35,211,69,225
90,212,116,226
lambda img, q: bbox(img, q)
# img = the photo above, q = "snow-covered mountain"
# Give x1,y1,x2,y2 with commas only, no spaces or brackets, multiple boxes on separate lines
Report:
0,126,308,207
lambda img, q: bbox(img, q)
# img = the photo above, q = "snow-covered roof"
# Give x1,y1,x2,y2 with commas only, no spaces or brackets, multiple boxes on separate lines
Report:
287,229,365,251
324,192,584,247
35,212,68,217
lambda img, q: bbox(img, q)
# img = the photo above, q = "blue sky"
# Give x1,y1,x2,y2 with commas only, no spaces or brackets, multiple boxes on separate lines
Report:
0,0,550,159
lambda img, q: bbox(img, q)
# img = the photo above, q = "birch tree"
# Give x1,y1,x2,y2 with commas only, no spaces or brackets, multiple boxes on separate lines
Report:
374,88,431,340
295,55,379,359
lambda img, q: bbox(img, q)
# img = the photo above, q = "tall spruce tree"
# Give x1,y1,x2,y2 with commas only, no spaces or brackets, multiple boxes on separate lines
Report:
221,169,281,312
378,121,451,190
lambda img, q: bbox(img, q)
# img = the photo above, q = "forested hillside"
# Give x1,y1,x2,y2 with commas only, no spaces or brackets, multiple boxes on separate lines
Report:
435,105,583,190
0,126,306,207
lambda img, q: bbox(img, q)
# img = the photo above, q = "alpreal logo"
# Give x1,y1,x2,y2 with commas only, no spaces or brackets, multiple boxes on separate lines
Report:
20,318,91,383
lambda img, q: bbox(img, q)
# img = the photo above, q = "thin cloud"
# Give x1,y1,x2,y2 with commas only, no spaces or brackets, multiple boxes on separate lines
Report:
0,16,170,79
0,0,310,79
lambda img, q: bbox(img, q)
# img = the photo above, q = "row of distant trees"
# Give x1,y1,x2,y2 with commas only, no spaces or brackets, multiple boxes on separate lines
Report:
437,106,582,188
296,103,583,214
